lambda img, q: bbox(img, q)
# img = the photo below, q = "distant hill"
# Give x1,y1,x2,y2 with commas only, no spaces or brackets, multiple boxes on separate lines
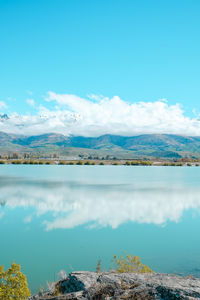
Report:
0,132,200,159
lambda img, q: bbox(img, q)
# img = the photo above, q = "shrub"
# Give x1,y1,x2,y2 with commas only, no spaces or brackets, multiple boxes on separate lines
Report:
163,162,183,166
45,161,51,165
76,160,83,165
125,161,131,166
131,161,140,165
39,161,44,165
12,160,22,164
59,161,65,165
84,161,91,165
141,161,152,166
112,253,153,273
0,262,31,299
0,161,5,164
99,162,104,165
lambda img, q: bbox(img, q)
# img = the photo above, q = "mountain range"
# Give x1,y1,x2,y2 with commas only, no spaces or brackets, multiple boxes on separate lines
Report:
0,131,200,159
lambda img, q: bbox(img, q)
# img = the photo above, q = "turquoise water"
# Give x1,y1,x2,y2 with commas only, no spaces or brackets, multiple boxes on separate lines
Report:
1,165,200,293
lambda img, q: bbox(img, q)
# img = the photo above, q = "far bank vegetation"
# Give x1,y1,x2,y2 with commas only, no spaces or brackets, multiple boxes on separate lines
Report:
0,151,199,166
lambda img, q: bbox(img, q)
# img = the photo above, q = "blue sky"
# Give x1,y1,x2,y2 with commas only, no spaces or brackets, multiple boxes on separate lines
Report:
1,0,200,136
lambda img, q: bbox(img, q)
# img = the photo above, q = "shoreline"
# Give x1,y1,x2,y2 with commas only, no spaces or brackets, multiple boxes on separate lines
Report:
0,159,199,166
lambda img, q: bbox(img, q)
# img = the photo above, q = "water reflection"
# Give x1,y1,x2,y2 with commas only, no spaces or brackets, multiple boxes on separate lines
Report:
0,176,200,230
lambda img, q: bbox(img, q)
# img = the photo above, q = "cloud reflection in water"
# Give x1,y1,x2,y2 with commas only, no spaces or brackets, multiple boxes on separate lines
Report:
0,177,200,230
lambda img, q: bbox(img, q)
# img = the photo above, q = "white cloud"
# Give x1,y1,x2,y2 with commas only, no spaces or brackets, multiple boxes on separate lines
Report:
87,94,105,101
0,101,7,109
26,98,35,107
1,92,200,136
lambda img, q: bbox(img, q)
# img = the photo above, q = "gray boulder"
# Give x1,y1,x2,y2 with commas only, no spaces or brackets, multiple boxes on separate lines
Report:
29,271,200,299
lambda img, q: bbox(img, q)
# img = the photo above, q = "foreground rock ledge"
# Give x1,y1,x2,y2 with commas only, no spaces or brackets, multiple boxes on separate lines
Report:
30,271,200,299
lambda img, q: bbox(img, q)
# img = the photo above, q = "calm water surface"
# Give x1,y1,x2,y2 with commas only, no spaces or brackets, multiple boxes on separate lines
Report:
1,165,200,293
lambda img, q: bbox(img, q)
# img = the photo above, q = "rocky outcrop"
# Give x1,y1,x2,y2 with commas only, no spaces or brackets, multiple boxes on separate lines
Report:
29,271,200,299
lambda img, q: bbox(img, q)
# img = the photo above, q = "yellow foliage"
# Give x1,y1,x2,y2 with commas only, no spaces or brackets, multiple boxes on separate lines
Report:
0,262,31,299
112,253,153,273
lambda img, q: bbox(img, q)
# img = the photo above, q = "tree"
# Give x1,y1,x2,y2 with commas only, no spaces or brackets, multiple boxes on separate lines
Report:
0,262,31,299
112,253,153,273
12,153,19,159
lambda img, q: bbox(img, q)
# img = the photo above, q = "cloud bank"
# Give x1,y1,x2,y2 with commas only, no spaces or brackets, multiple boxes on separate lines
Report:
1,92,200,136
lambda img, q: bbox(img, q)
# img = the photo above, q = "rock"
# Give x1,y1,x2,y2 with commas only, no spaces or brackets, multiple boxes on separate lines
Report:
29,272,200,299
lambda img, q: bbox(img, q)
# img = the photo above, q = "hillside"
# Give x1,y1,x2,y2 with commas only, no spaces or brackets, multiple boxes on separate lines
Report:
0,132,200,159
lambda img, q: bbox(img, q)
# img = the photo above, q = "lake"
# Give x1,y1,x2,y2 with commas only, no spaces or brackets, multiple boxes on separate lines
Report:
1,165,200,293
